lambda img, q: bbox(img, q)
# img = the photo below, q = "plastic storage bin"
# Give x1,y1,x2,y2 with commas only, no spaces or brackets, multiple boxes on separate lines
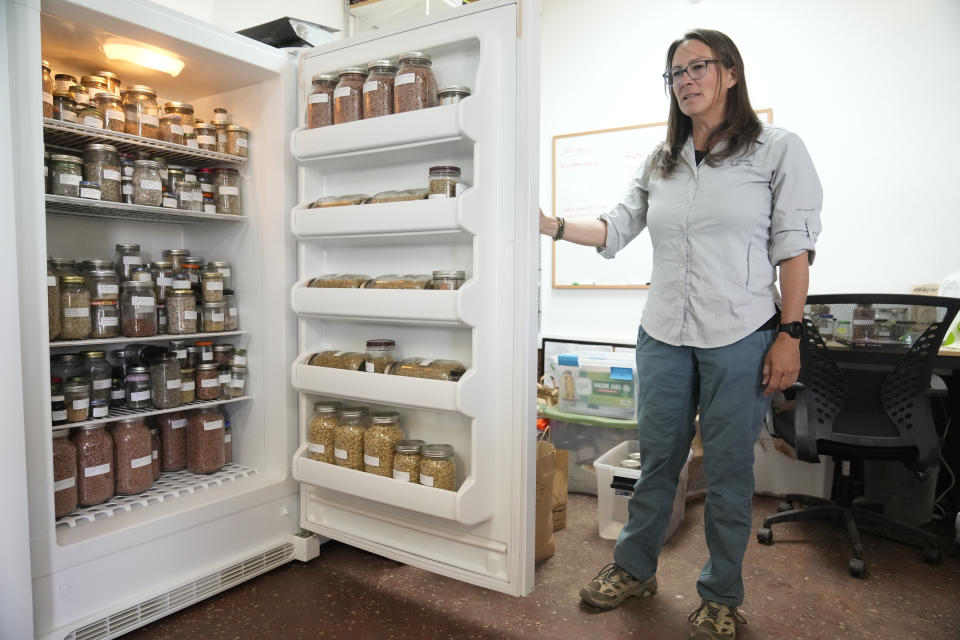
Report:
554,352,637,419
594,440,691,542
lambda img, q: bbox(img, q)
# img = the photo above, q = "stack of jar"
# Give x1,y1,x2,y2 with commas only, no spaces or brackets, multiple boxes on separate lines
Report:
306,51,471,128
52,405,233,519
305,401,456,491
41,62,250,158
305,339,466,382
47,247,240,342
307,271,466,290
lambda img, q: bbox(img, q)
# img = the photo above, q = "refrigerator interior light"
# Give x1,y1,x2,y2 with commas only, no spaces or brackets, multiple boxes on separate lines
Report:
102,41,185,77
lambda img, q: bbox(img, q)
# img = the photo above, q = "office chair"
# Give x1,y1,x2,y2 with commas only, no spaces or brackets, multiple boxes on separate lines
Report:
756,294,960,578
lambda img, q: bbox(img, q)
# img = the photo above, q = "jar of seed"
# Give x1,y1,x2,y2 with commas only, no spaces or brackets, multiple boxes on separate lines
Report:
52,431,78,517
420,444,456,491
307,73,337,128
307,401,341,463
94,92,125,132
79,106,103,129
178,180,202,212
334,406,368,470
64,381,90,423
438,85,472,105
194,122,217,151
51,385,67,425
224,420,233,464
427,270,466,290
49,257,76,278
85,269,120,301
167,290,197,334
150,261,174,304
121,281,157,337
50,154,83,197
225,125,249,157
187,407,225,473
125,365,151,409
195,362,220,400
150,350,181,409
307,351,366,370
68,84,89,107
81,350,112,400
229,366,246,397
213,168,241,215
428,165,460,199
179,368,196,403
212,344,233,366
393,439,425,483
72,425,114,506
159,113,185,145
81,75,109,102
88,300,120,339
201,270,224,302
93,70,121,96
150,427,161,480
223,291,239,330
162,248,190,272
217,365,232,397
52,91,78,123
164,102,195,134
202,301,226,332
110,377,125,407
114,243,141,282
60,276,91,339
364,339,396,373
212,107,230,125
132,160,163,206
48,267,60,340
158,411,188,471
113,417,153,495
54,73,76,93
394,52,438,113
387,358,466,381
122,85,160,139
230,347,247,368
42,60,54,118
333,67,367,124
82,143,121,202
196,340,215,364
364,411,405,477
363,59,397,119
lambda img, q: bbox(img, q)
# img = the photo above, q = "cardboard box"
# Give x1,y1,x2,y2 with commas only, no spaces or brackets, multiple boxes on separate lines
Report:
554,352,637,419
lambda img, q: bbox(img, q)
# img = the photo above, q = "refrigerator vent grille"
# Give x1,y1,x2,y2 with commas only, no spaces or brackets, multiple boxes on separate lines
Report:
62,543,294,640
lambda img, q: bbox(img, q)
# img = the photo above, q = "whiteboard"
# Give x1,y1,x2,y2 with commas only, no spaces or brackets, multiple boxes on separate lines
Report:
551,109,772,289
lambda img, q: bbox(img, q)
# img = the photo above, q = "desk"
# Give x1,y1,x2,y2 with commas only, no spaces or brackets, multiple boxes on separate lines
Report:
823,340,960,370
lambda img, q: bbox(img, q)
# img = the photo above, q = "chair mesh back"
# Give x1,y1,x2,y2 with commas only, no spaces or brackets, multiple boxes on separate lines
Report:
881,311,946,432
801,317,847,428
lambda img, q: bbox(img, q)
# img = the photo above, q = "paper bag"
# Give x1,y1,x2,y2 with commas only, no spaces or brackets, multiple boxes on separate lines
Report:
535,439,556,562
552,448,569,531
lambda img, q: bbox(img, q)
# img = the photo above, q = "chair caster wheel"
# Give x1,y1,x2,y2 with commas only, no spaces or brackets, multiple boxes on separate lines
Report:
849,558,866,578
777,501,793,513
922,548,942,565
757,527,773,545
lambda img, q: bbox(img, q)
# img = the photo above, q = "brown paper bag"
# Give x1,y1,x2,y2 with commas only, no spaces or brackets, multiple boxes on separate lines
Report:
535,439,556,562
552,449,569,531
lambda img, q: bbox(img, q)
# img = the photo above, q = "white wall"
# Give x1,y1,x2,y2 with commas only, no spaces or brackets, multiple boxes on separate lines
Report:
539,0,960,343
147,0,345,33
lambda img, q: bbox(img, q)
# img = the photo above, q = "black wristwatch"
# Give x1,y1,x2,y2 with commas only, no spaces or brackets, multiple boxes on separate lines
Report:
777,321,804,339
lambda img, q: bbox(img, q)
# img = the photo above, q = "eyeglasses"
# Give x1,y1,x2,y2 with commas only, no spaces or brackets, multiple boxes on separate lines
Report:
662,59,720,86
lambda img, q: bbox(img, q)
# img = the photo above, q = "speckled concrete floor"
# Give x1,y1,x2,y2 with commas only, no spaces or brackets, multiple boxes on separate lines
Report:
125,494,960,639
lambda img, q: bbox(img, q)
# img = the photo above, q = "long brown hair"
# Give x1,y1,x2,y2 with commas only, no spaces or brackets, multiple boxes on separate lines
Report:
656,29,762,177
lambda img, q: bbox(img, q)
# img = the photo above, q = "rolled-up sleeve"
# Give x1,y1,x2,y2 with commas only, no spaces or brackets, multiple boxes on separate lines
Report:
769,132,823,266
597,147,658,259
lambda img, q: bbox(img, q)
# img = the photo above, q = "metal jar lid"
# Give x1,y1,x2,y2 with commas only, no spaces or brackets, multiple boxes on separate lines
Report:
93,91,117,102
311,73,338,84
628,452,643,461
432,270,465,279
370,411,401,424
230,366,245,373
213,344,233,352
116,243,140,251
367,59,398,71
422,444,454,459
438,85,472,97
196,362,219,371
429,165,461,175
399,51,432,65
312,401,342,414
207,260,230,268
151,260,173,269
619,459,642,470
52,353,80,363
123,280,154,288
80,350,106,359
132,159,159,168
60,275,85,284
340,406,370,419
395,439,426,454
125,84,156,95
95,70,121,81
49,153,82,164
165,101,194,111
83,143,119,154
81,75,107,86
63,381,89,393
52,90,75,101
338,67,367,76
53,430,69,439
225,125,248,132
163,249,190,257
128,365,148,374
201,301,224,308
88,269,116,280
366,339,395,348
42,60,51,71
194,122,216,131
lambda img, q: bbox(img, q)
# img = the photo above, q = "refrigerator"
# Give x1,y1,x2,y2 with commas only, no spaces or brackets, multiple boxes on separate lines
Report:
2,0,540,637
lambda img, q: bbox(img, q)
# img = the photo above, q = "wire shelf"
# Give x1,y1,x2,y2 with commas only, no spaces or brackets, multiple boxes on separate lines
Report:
49,329,247,349
45,195,246,225
52,395,253,431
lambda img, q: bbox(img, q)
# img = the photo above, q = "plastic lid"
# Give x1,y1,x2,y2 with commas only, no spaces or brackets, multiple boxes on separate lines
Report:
195,340,213,346
90,299,117,306
395,439,426,454
366,339,396,348
422,444,454,459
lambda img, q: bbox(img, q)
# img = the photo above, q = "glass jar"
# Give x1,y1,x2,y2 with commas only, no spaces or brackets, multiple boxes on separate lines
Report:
215,122,229,154
853,304,875,346
88,397,109,420
150,427,161,480
150,351,181,409
202,301,226,332
223,291,239,331
94,71,122,97
52,431,78,518
230,347,247,368
55,73,77,93
48,267,60,340
52,92,78,123
438,85,472,105
333,67,367,124
365,339,396,373
85,269,120,301
49,257,77,278
307,401,341,464
125,365,151,409
51,385,67,425
50,153,83,197
115,243,141,282
218,365,232,398
51,353,83,383
420,444,455,491
68,84,89,107
132,159,163,206
167,290,197,334
395,52,438,113
229,366,246,398
60,276,91,340
153,155,169,190
393,439,425,483
79,179,101,200
110,377,125,407
363,59,397,119
180,368,196,403
225,125,249,157
121,281,157,337
159,113,185,144
122,85,160,139
44,151,49,194
162,249,190,272
223,420,233,464
72,425,114,506
82,143,121,202
113,418,153,495
121,176,134,204
194,123,217,151
42,60,54,118
364,411,405,477
166,167,185,198
365,274,430,289
203,261,232,291
334,406,368,470
196,362,220,400
156,304,168,334
428,166,460,199
78,105,103,129
427,270,466,290
307,73,337,129
148,261,173,304
212,107,230,125
64,381,90,423
200,271,224,303
79,259,114,275
196,340,214,364
158,411,188,471
177,180,202,212
213,168,241,215
81,75,109,102
162,101,194,134
187,408,225,473
88,300,120,339
387,358,466,381
94,92,126,132
212,344,233,366
82,351,113,403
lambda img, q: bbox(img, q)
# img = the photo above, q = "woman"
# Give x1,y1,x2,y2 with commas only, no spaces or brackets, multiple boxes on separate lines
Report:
540,29,822,639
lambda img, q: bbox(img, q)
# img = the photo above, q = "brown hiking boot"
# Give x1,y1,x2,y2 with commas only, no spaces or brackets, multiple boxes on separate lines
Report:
688,600,746,639
578,563,657,610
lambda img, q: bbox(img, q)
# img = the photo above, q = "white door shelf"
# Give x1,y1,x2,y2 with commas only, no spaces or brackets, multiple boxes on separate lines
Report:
291,281,478,326
292,355,475,415
290,99,481,167
46,195,247,225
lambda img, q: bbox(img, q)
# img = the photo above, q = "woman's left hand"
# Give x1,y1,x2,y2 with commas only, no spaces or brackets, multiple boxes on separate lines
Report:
762,334,801,396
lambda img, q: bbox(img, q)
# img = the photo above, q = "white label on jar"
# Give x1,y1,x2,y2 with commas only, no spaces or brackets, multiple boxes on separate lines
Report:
63,307,89,318
44,166,48,177
59,173,81,186
153,450,158,459
111,389,125,400
395,73,415,86
225,434,232,443
237,138,248,148
55,80,72,92
93,379,112,390
83,116,103,128
183,310,198,320
85,463,110,478
419,359,435,366
308,93,329,104
217,134,227,143
221,268,231,278
229,308,238,317
103,169,121,181
363,81,380,94
308,443,325,454
218,186,239,196
203,419,223,431
61,111,78,123
80,187,101,199
334,448,348,460
181,380,195,392
183,124,194,135
52,395,64,402
131,455,152,469
230,380,244,388
420,474,434,487
204,204,217,214
363,454,379,467
48,276,56,287
123,255,141,266
157,277,173,287
211,313,224,322
333,86,351,99
106,109,125,122
98,284,119,296
200,377,218,388
173,280,191,289
129,390,150,402
187,138,199,148
197,134,216,146
92,404,109,418
185,174,198,182
206,282,223,291
101,316,119,327
175,349,187,359
166,379,182,390
160,170,169,181
123,165,134,177
140,179,162,192
72,398,89,410
42,91,53,105
139,114,159,127
218,374,230,384
393,469,409,482
202,352,213,361
171,418,188,429
365,361,375,373
170,124,184,135
76,94,89,105
52,409,67,421
163,197,177,208
428,193,450,200
122,183,133,195
132,296,155,307
233,355,246,366
54,476,75,492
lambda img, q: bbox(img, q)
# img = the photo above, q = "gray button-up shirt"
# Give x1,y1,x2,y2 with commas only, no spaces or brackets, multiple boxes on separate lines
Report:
598,124,823,348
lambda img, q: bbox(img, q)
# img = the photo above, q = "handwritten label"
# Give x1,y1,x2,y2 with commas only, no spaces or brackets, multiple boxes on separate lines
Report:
393,470,410,482
83,116,103,129
308,93,329,103
54,477,75,492
63,307,89,318
166,379,182,389
334,448,348,460
139,114,159,127
200,378,219,388
308,443,325,454
80,187,101,199
395,73,415,86
131,455,152,469
85,463,110,477
333,86,351,99
218,186,239,196
203,419,223,431
103,169,121,181
129,390,150,402
106,109,125,122
140,179,162,191
59,173,81,186
171,418,187,429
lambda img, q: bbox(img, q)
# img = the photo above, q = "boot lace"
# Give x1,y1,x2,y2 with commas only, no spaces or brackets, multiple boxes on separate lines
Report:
688,601,748,626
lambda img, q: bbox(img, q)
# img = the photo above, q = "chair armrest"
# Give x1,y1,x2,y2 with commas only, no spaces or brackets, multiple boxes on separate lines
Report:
927,374,948,397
